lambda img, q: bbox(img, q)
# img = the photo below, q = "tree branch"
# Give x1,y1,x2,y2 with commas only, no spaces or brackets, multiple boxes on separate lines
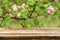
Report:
28,7,36,18
0,16,26,20
28,1,38,18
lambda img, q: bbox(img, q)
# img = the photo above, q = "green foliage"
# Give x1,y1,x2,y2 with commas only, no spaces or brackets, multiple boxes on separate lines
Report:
20,8,28,18
0,0,60,28
1,14,11,28
57,25,60,28
25,19,32,28
56,10,60,19
36,4,46,14
33,18,39,25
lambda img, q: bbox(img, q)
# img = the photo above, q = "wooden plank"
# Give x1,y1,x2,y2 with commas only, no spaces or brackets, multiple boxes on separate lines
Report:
0,28,60,38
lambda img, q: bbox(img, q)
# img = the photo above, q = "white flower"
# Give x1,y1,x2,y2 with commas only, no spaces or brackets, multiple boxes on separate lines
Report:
17,13,21,18
12,5,18,12
48,5,55,15
22,3,25,7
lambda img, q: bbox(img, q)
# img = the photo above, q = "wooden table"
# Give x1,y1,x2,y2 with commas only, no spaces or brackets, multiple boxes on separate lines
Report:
0,28,60,40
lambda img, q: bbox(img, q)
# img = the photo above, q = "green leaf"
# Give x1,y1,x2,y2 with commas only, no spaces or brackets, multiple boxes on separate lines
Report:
20,8,28,18
26,23,32,28
43,0,49,3
33,18,39,25
2,14,11,28
16,0,27,5
36,4,46,14
3,0,9,7
56,10,60,19
0,7,3,16
28,0,36,5
57,25,60,28
25,19,32,28
28,5,34,11
44,13,49,18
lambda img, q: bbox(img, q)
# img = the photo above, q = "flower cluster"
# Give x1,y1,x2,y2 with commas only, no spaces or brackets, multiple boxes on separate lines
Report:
48,5,55,15
8,3,28,18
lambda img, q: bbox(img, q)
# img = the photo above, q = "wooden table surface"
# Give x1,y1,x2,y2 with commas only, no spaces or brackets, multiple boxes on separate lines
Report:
0,28,60,38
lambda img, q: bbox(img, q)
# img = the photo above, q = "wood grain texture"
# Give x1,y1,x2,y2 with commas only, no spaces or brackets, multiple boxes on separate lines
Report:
0,28,60,38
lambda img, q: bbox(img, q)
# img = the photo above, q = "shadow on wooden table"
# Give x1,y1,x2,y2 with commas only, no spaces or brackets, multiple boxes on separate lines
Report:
0,36,60,40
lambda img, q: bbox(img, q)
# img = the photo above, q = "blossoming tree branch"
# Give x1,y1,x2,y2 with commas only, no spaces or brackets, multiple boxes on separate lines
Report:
0,0,60,28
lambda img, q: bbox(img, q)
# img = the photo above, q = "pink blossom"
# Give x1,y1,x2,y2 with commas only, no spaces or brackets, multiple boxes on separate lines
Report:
17,6,22,9
48,5,55,15
10,13,13,17
21,3,26,8
21,6,25,8
12,5,18,12
17,4,28,9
